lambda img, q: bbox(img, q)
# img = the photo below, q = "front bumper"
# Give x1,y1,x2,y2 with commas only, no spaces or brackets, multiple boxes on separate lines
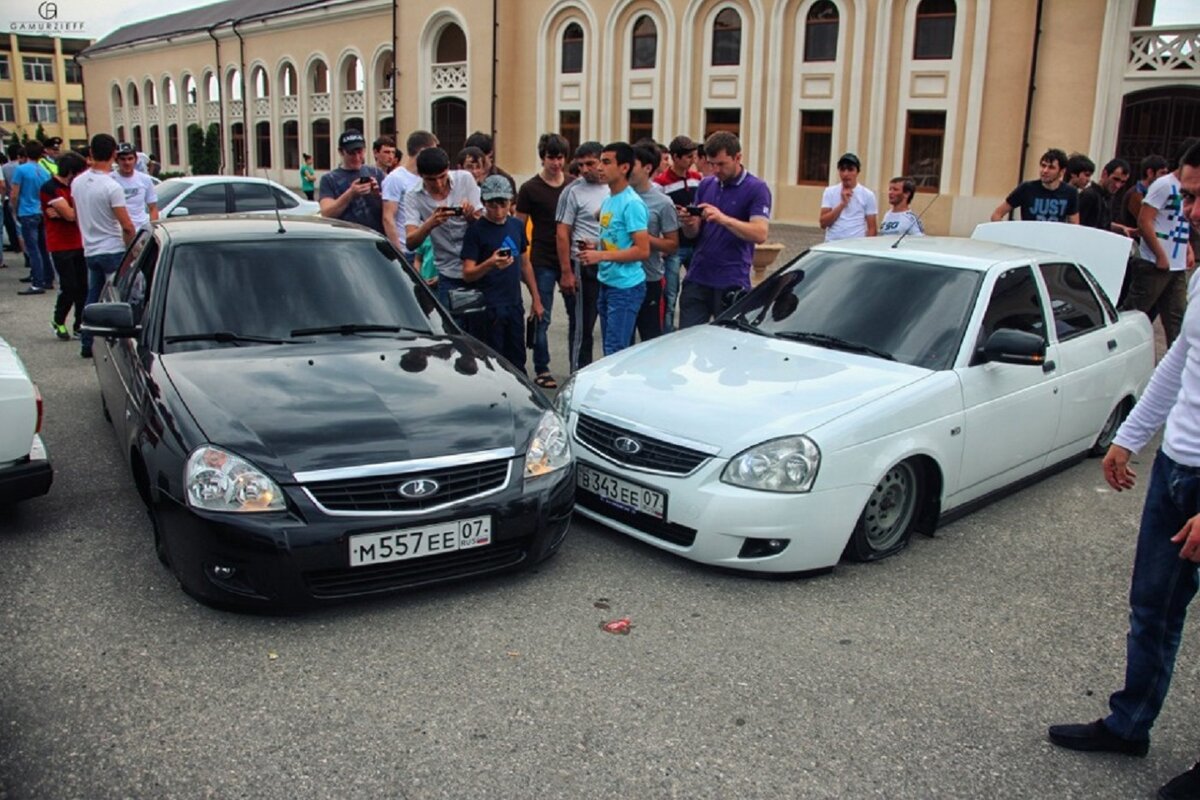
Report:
157,459,575,608
0,435,53,505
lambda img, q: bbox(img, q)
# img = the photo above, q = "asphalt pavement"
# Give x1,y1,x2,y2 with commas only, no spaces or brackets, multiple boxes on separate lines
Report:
1,234,1197,800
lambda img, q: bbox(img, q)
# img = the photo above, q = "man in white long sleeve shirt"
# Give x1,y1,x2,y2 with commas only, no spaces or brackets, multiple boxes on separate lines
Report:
1048,141,1200,800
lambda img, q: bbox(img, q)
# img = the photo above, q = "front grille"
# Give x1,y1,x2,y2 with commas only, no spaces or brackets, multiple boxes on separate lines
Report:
305,544,526,598
305,460,510,513
578,491,697,547
575,415,709,475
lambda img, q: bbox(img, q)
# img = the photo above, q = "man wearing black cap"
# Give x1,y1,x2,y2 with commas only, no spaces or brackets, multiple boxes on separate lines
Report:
655,135,703,332
819,152,877,241
317,130,386,234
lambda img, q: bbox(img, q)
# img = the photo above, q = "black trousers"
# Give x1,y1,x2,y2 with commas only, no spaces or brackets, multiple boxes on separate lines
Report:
679,280,740,328
52,249,87,330
632,279,663,344
2,198,20,252
568,262,600,371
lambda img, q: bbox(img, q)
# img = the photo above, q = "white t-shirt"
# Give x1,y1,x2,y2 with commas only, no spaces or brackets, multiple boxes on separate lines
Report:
112,171,158,231
381,167,421,237
71,169,127,256
1138,172,1190,272
822,184,878,241
879,209,924,237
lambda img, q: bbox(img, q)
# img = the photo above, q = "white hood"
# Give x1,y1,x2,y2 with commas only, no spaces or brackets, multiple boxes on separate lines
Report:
971,221,1129,304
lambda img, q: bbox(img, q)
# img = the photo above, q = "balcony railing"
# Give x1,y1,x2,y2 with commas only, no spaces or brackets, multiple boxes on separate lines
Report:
431,62,468,94
342,90,365,113
1128,25,1199,76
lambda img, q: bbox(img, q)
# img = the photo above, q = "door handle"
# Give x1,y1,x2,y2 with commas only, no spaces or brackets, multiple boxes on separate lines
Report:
1042,359,1056,373
1107,339,1118,351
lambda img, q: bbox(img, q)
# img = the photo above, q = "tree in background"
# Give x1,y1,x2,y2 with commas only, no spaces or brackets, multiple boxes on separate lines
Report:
187,123,222,174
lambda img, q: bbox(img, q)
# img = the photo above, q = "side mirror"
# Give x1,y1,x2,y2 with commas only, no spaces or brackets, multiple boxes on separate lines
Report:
980,328,1046,366
168,206,190,217
82,302,140,338
448,288,486,316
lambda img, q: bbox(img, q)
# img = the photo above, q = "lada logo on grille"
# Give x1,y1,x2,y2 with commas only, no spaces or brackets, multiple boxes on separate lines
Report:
398,478,439,498
613,436,643,455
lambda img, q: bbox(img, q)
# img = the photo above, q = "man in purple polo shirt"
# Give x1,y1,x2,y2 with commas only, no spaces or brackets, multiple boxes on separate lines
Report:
677,132,771,328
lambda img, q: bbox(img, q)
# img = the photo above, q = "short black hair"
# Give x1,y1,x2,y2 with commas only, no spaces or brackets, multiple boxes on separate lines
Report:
537,132,570,160
56,152,87,179
1140,154,1168,180
704,131,741,159
1065,154,1095,178
632,144,659,171
455,146,485,167
1041,148,1068,170
574,141,603,160
1103,158,1130,176
24,140,44,160
405,130,437,158
1182,141,1200,170
5,145,20,160
373,135,396,152
602,142,636,176
464,131,494,155
302,152,312,160
415,147,450,176
91,133,117,161
889,176,916,204
1173,137,1200,170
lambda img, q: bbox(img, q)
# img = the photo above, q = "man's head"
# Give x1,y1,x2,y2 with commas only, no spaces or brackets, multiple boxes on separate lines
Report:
1139,154,1169,185
599,142,635,187
887,176,915,210
455,146,488,184
5,144,21,161
631,144,659,190
337,130,367,169
705,132,744,183
415,147,452,195
405,130,438,159
1065,154,1095,189
479,174,514,223
1038,148,1068,186
669,135,699,175
836,152,861,188
90,133,117,163
115,142,138,176
44,137,62,156
373,135,396,171
1099,158,1130,194
1173,137,1200,173
537,132,570,176
24,140,44,161
464,131,495,169
1179,141,1200,227
575,141,603,184
56,151,86,181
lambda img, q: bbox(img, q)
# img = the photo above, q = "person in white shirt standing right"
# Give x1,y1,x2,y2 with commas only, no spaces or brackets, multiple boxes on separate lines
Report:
819,152,878,241
111,142,158,232
73,133,135,359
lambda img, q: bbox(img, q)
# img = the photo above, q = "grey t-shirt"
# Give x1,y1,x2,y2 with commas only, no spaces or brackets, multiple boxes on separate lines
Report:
1,162,16,199
554,178,608,250
403,170,482,280
318,166,387,234
634,183,680,281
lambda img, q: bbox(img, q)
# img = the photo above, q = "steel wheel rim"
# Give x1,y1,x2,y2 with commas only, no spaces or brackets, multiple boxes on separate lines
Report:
863,462,918,551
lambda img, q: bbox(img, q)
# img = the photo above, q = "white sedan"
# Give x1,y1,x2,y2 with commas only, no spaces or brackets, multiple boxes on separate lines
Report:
556,223,1154,573
154,176,319,218
0,337,52,505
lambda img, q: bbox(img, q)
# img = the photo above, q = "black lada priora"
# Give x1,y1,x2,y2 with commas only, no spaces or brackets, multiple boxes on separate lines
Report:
83,217,574,610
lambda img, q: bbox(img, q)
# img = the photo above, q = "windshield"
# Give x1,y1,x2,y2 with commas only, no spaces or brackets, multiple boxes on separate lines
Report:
154,180,192,208
161,239,450,351
722,252,982,370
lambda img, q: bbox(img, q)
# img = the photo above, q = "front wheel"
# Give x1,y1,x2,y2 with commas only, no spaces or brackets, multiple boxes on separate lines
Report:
844,460,922,562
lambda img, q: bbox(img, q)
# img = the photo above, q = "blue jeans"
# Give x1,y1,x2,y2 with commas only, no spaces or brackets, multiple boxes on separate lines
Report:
662,245,692,333
597,282,645,357
532,266,561,375
81,251,125,349
1105,450,1200,740
19,215,52,289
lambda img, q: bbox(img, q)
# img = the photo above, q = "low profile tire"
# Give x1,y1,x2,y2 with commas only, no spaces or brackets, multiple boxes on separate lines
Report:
147,504,171,568
101,393,111,423
844,460,923,562
1089,400,1130,457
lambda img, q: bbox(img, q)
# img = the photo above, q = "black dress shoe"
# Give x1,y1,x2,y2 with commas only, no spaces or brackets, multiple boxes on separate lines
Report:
17,286,45,295
18,275,31,283
1048,719,1149,757
1160,763,1200,800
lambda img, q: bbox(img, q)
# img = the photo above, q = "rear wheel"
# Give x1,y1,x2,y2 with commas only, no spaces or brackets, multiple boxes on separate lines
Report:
844,460,922,562
101,393,111,423
1090,399,1130,457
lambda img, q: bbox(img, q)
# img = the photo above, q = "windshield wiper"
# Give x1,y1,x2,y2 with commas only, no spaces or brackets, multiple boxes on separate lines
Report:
774,331,895,361
164,331,306,345
711,317,767,336
290,323,427,337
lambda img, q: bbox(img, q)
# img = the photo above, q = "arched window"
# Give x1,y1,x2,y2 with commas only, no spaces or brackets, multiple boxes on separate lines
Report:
280,63,297,96
342,55,364,91
914,0,955,60
310,61,328,94
227,69,243,102
432,97,467,158
712,8,742,66
128,82,140,106
132,125,144,152
255,121,271,168
205,72,219,102
167,123,180,164
252,67,269,99
436,24,467,63
163,76,178,105
312,119,331,169
282,120,300,169
230,122,245,174
183,74,197,104
112,85,123,108
377,50,395,91
149,124,160,158
143,79,156,106
631,15,657,70
561,23,584,74
804,1,839,62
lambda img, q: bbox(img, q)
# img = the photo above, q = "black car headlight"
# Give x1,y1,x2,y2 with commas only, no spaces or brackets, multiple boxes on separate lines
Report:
525,410,572,479
721,435,821,493
185,445,286,512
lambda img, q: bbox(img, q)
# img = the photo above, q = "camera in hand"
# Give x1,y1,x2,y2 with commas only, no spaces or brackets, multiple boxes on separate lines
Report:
438,206,464,216
686,205,703,216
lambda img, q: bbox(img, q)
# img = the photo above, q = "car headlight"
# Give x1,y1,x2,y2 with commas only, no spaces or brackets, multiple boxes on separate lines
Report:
525,410,572,479
553,376,575,417
185,445,286,512
721,435,820,493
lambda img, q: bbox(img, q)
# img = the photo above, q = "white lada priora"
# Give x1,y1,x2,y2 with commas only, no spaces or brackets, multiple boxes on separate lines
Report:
556,223,1155,573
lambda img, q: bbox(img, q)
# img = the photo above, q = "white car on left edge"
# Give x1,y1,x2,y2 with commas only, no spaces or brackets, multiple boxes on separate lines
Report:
154,176,320,218
0,338,52,505
556,222,1155,574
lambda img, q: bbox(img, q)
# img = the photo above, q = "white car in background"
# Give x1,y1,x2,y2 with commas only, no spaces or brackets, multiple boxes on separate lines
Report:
154,176,319,218
0,338,52,505
556,223,1154,574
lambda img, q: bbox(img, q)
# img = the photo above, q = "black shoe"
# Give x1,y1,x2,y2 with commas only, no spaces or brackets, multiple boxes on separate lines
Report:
80,346,93,359
1048,719,1149,757
1160,764,1200,800
18,275,32,283
17,286,45,295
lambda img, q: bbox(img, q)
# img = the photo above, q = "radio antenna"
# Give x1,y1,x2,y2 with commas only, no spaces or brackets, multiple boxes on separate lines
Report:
891,191,939,249
260,168,286,234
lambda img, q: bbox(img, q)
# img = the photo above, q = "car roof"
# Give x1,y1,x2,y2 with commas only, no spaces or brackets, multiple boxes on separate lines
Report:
154,215,382,242
812,235,1047,272
161,175,280,186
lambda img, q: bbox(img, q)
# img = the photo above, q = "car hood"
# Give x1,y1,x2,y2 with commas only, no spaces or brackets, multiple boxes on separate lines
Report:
162,337,544,480
571,326,931,454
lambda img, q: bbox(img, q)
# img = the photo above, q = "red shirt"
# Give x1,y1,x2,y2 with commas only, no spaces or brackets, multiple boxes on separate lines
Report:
40,178,82,252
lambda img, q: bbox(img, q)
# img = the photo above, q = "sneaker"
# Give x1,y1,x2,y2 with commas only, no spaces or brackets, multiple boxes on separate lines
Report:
17,286,45,295
52,322,70,340
80,345,93,359
1048,719,1149,757
18,275,32,283
1160,763,1200,799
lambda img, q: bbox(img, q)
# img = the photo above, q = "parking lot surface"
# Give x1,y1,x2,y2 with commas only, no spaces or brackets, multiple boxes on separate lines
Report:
2,231,1197,800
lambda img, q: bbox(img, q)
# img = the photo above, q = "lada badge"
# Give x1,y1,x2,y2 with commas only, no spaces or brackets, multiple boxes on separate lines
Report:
614,436,642,455
398,478,439,498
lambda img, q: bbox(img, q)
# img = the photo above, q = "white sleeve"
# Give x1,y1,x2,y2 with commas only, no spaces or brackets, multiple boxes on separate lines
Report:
403,191,421,228
108,180,126,208
381,171,403,203
862,188,879,216
144,175,158,204
1142,176,1171,212
820,186,838,208
1113,325,1190,453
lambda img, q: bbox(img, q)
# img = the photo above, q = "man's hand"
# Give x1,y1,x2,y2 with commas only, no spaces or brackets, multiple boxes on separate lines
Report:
559,270,576,295
1157,251,1170,270
531,299,545,320
577,247,602,266
345,178,375,199
1171,514,1200,562
489,251,514,270
1103,444,1137,491
840,187,853,205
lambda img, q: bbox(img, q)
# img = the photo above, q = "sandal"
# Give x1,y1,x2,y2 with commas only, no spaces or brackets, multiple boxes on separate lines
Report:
535,373,558,390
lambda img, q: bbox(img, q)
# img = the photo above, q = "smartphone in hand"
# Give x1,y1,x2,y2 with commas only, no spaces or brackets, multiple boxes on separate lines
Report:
686,205,702,216
496,247,512,259
356,176,372,185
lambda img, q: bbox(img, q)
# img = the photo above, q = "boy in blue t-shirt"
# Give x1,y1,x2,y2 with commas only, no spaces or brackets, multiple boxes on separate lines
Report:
461,175,544,372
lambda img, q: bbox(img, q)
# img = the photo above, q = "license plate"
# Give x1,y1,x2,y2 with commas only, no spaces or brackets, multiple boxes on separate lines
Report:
578,464,666,520
348,516,491,567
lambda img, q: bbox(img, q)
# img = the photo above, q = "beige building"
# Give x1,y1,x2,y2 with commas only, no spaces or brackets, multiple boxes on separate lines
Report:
0,35,91,149
76,0,1198,233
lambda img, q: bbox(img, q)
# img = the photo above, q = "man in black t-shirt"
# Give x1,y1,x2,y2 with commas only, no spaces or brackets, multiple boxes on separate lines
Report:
1079,158,1132,235
991,148,1080,224
318,130,386,234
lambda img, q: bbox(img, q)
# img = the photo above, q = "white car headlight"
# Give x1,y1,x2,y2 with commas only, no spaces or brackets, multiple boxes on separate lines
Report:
721,436,820,493
553,376,575,417
525,410,572,479
185,445,286,512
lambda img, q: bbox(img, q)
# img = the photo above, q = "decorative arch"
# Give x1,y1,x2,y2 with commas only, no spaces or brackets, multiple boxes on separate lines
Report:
127,81,140,106
537,1,601,142
419,10,471,137
372,45,395,92
143,77,157,106
337,49,365,92
161,74,178,105
203,70,219,102
182,73,197,104
225,67,243,102
603,0,677,142
250,62,270,98
304,53,330,95
277,60,298,96
111,83,123,109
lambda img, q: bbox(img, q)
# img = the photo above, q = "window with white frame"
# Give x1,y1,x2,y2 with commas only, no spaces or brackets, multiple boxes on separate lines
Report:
711,9,742,67
804,1,839,62
68,100,86,124
28,99,58,122
0,54,11,80
23,56,54,82
0,99,14,123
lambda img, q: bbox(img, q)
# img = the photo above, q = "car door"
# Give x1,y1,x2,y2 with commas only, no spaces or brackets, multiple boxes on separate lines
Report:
108,235,160,446
1037,261,1122,457
169,183,229,216
954,264,1063,500
230,181,282,214
95,233,149,437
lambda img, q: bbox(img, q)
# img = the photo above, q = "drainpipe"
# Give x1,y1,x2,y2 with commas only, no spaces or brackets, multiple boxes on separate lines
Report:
233,19,250,175
491,0,498,140
1016,0,1045,208
73,52,87,143
392,0,399,130
207,26,227,174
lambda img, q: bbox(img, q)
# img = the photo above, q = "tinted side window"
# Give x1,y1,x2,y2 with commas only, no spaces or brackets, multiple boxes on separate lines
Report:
1038,262,1104,341
974,266,1046,363
272,186,299,209
231,181,280,212
112,231,147,289
177,183,228,215
117,238,159,323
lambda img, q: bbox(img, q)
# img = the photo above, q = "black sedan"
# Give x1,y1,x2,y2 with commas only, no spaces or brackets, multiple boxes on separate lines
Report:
83,217,574,610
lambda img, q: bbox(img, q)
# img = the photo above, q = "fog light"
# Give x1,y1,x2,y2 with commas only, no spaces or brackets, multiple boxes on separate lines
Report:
738,537,790,559
209,564,237,579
